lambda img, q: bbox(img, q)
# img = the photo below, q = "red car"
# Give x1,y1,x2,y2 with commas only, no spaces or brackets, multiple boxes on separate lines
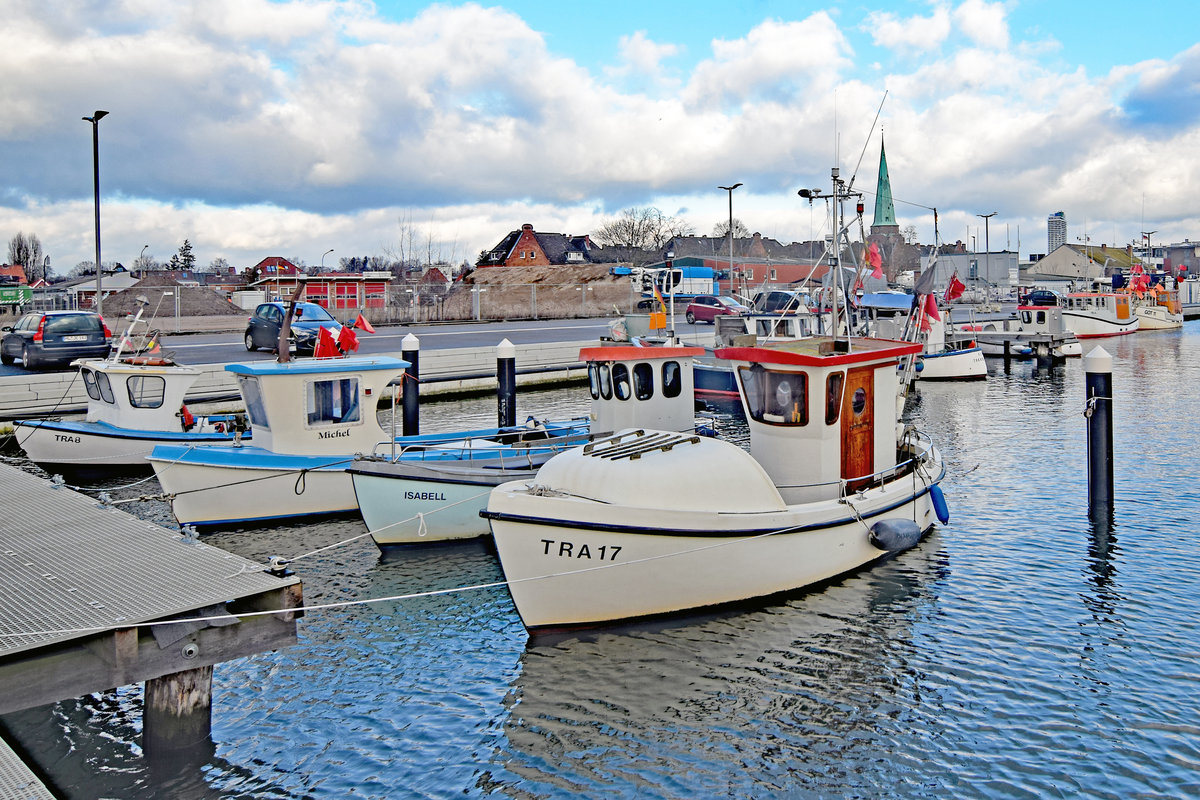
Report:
684,295,750,324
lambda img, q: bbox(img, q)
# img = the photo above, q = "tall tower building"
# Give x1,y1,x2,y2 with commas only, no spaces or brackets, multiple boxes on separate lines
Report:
871,136,900,236
1047,211,1067,253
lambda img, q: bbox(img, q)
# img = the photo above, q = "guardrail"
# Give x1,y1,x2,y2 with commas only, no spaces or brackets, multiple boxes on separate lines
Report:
0,340,592,420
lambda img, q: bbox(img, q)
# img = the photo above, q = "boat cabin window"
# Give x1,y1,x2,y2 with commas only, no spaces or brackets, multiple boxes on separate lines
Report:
612,364,632,401
239,376,270,430
588,363,615,400
81,368,104,403
739,365,808,426
633,362,654,400
662,361,682,398
826,372,844,425
127,375,166,409
306,377,361,426
95,370,115,405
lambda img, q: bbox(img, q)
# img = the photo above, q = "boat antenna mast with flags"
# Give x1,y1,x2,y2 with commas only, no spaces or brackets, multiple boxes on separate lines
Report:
799,166,865,350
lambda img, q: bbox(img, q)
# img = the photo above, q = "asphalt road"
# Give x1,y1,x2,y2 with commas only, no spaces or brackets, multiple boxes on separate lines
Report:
0,316,685,375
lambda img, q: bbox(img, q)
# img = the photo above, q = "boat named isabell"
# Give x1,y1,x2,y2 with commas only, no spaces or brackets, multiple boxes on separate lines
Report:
483,334,948,630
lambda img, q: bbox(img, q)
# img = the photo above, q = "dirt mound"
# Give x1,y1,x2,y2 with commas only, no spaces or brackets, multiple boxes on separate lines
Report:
103,274,245,318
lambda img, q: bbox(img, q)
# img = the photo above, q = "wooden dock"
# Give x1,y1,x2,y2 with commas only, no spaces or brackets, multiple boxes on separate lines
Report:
0,462,302,790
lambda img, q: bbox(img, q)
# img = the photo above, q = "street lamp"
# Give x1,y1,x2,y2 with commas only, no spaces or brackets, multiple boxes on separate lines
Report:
83,110,109,316
977,212,996,300
139,244,149,273
321,248,334,271
718,183,742,293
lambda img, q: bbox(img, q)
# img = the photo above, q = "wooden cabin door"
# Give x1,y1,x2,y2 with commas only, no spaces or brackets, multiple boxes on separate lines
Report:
841,366,874,491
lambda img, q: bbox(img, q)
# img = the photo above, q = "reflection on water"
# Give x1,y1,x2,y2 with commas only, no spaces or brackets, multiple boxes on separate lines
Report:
3,325,1200,797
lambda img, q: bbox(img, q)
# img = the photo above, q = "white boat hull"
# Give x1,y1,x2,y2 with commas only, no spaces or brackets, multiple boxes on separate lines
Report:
917,347,986,380
1062,310,1139,338
16,421,242,470
1134,306,1183,329
352,464,534,545
487,471,940,629
150,459,355,527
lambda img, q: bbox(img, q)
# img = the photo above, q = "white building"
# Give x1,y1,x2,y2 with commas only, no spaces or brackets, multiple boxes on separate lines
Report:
1047,212,1067,253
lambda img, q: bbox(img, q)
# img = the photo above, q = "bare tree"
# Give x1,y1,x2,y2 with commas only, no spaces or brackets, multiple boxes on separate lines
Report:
592,207,694,265
8,232,43,282
901,224,919,245
712,218,750,238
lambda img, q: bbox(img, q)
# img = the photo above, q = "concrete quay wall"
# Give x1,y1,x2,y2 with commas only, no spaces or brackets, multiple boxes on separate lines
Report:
0,340,593,421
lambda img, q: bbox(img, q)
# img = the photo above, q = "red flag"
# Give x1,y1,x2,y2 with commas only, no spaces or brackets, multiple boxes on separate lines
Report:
314,325,340,358
353,312,376,334
945,273,966,303
179,404,195,431
337,325,359,354
924,293,941,321
868,242,883,279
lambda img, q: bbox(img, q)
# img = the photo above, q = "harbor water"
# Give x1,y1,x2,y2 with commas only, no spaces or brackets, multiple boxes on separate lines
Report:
3,323,1200,798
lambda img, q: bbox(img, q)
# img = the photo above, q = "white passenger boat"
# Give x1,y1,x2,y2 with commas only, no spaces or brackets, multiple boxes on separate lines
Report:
351,345,705,546
957,305,1082,358
483,335,948,630
1060,291,1139,338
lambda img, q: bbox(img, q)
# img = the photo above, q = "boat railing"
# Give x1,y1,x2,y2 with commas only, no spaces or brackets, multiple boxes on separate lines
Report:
770,428,938,498
369,427,593,464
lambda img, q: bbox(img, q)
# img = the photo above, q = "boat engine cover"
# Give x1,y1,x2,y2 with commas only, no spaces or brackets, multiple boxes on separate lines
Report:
532,429,787,513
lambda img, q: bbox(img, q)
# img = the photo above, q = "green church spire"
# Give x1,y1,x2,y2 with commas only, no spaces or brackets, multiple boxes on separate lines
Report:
873,135,898,230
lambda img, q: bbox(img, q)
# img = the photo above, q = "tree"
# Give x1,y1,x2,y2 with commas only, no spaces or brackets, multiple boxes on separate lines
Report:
177,239,196,271
592,207,693,265
208,257,230,273
712,218,750,238
8,232,44,282
901,225,919,245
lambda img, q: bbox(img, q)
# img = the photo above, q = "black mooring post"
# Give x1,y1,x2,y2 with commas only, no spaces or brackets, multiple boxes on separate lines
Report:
1084,346,1114,515
497,338,517,428
401,333,420,436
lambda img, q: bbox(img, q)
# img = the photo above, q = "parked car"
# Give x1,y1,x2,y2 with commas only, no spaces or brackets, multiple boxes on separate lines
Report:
684,295,750,324
0,310,112,369
244,301,342,354
750,289,809,314
1021,289,1061,307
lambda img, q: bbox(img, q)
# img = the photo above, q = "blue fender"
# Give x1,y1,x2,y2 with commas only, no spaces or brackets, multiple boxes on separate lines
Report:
930,484,950,524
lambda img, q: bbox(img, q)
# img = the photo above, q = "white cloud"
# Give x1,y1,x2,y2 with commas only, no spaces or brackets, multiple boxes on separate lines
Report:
953,0,1010,50
863,3,953,54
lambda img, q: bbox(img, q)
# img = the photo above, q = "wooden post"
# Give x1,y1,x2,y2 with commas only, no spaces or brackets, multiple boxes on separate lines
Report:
1084,346,1114,516
497,338,516,428
143,664,213,756
401,333,419,436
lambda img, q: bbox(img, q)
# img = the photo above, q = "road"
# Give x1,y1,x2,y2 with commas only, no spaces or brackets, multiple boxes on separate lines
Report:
0,316,695,375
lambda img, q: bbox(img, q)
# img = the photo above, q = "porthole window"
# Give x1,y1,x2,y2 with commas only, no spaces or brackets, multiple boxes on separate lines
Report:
612,363,631,401
851,387,867,415
633,362,654,400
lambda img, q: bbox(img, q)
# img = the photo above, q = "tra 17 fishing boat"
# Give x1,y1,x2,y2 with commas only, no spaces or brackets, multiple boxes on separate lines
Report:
483,334,948,630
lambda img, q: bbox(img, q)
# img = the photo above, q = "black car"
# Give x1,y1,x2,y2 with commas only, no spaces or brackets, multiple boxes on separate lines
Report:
244,301,342,353
1022,289,1060,306
0,310,112,369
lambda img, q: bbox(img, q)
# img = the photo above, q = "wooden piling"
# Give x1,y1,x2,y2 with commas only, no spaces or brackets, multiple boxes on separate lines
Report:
143,664,213,755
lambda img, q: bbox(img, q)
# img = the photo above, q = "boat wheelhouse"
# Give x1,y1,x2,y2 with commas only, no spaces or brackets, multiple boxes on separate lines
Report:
1061,291,1139,338
16,355,246,473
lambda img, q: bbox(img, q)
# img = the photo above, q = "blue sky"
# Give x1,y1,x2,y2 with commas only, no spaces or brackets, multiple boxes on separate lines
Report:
2,0,1198,273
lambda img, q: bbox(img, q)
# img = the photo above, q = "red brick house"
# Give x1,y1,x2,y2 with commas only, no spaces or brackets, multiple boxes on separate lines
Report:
478,224,600,267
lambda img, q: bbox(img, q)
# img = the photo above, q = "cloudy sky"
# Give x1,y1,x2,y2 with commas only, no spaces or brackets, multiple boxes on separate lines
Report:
3,0,1198,275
